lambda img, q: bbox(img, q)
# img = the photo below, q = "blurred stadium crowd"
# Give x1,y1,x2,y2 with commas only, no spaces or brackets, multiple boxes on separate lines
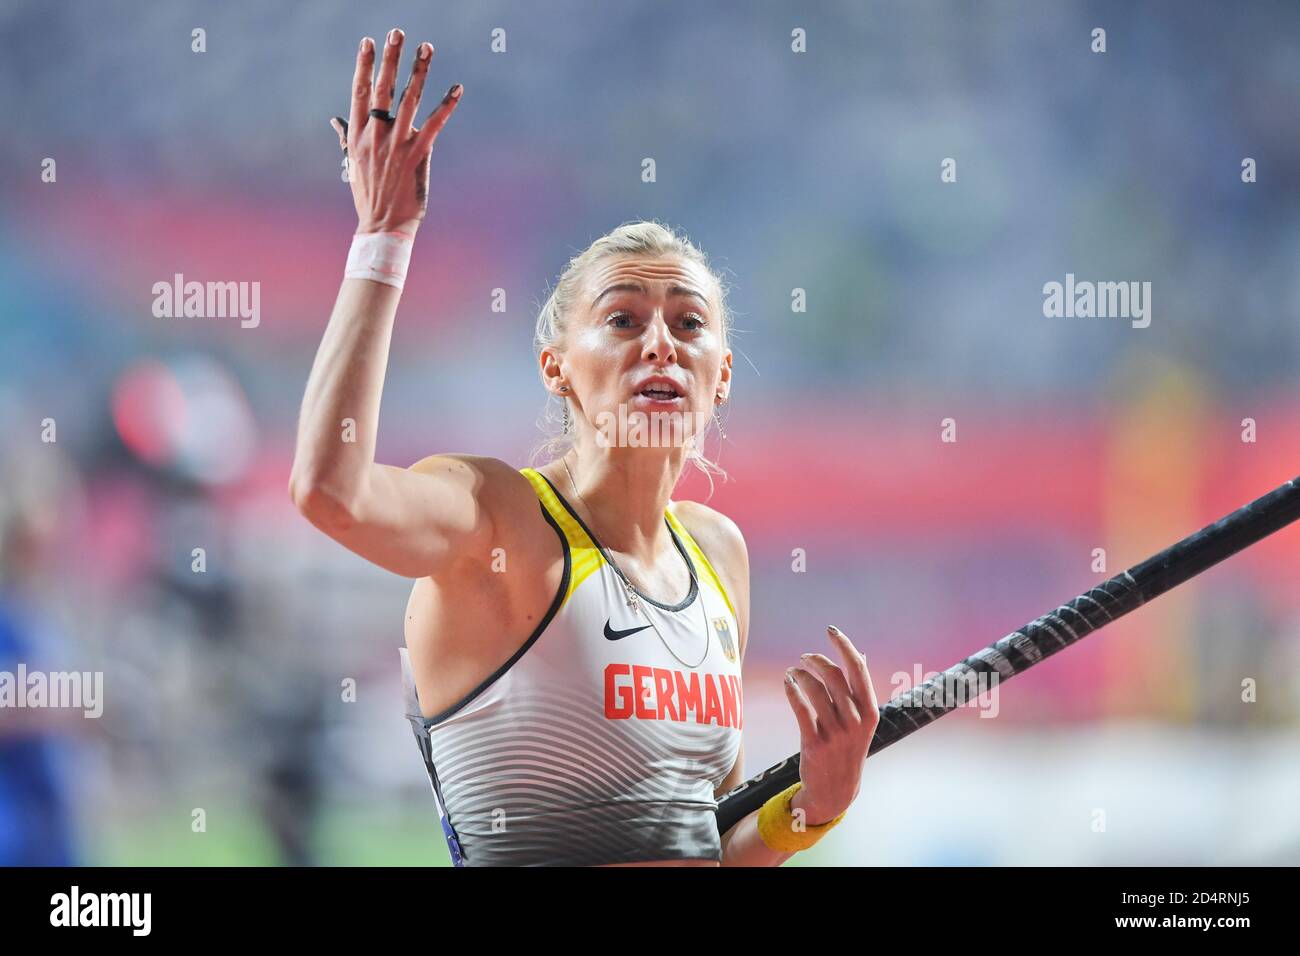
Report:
1,1,1298,864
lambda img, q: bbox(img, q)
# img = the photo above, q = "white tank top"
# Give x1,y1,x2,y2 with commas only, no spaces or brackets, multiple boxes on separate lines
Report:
400,466,744,866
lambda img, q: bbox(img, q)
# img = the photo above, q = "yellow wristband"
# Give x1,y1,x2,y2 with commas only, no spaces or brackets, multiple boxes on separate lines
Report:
756,781,847,853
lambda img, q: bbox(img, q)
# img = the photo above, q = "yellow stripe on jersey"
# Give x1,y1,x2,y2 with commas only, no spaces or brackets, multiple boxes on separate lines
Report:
665,506,738,621
519,467,604,606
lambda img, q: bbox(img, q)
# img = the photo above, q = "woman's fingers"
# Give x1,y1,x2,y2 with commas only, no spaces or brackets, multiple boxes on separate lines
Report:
371,28,405,114
394,42,433,131
413,83,463,153
329,117,348,153
349,37,376,142
790,666,842,733
826,625,878,718
783,668,819,741
798,652,860,724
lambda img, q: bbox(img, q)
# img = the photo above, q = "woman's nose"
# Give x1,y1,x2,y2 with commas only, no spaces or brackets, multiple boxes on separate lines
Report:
641,315,676,362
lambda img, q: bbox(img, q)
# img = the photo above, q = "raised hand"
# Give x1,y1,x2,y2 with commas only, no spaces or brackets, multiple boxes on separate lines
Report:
784,625,880,824
330,29,463,236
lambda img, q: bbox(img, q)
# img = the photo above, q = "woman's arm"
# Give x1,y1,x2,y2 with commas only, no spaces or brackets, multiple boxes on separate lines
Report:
289,30,497,579
681,503,878,866
718,742,848,866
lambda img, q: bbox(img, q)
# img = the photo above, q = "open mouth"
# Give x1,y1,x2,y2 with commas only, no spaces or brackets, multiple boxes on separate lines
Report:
638,386,682,401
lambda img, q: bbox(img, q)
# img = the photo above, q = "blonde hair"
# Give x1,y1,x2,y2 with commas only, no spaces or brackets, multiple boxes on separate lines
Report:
530,220,733,493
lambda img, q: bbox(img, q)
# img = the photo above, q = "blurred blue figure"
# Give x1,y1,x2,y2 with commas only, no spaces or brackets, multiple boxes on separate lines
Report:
0,596,75,866
0,444,80,867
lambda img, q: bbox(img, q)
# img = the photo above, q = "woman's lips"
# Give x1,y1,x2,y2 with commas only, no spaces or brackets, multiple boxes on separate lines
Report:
631,391,684,407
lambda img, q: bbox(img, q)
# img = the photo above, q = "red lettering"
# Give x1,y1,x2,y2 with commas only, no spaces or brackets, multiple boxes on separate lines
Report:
605,663,633,719
674,671,702,721
632,665,656,720
608,665,743,729
720,673,739,729
702,673,723,726
652,667,679,722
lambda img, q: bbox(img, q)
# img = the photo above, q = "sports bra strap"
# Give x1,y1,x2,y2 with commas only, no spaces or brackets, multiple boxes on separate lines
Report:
665,507,738,620
519,467,603,606
519,466,737,621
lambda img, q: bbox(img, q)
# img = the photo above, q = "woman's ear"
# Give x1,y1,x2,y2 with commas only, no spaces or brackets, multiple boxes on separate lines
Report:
717,348,733,402
539,349,567,396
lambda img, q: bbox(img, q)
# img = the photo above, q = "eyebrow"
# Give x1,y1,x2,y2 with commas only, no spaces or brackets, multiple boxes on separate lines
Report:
593,281,709,308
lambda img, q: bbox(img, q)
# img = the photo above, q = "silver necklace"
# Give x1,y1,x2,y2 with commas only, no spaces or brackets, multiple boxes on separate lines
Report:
562,456,710,668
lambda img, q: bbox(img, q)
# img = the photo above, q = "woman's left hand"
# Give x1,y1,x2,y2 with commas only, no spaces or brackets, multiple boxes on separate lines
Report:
783,625,880,824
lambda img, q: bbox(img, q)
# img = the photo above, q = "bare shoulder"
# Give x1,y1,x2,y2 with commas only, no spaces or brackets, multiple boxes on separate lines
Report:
670,499,749,571
406,451,521,485
405,453,543,527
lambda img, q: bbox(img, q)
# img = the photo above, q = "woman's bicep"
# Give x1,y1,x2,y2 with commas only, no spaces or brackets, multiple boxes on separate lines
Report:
307,454,506,578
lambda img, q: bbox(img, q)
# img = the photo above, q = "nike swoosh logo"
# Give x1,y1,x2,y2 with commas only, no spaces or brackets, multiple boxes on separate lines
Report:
604,619,653,641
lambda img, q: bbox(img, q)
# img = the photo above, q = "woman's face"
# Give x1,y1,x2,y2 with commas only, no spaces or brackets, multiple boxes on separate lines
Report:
545,254,732,450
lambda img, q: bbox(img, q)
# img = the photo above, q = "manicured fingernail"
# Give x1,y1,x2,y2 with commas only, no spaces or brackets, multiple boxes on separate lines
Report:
388,28,403,45
785,668,796,683
360,37,373,53
418,42,432,60
828,625,842,635
450,83,463,99
800,653,813,660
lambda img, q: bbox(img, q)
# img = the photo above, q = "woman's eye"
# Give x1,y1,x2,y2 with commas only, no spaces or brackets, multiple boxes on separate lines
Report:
608,311,704,330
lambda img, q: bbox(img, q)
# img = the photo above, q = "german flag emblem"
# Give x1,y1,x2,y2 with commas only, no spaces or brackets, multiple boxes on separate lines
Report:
712,616,737,663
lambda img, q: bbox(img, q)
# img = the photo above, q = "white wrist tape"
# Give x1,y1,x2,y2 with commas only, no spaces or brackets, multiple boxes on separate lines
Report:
345,231,415,289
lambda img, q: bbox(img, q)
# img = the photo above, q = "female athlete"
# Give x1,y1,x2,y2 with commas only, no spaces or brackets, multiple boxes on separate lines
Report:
290,28,880,866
